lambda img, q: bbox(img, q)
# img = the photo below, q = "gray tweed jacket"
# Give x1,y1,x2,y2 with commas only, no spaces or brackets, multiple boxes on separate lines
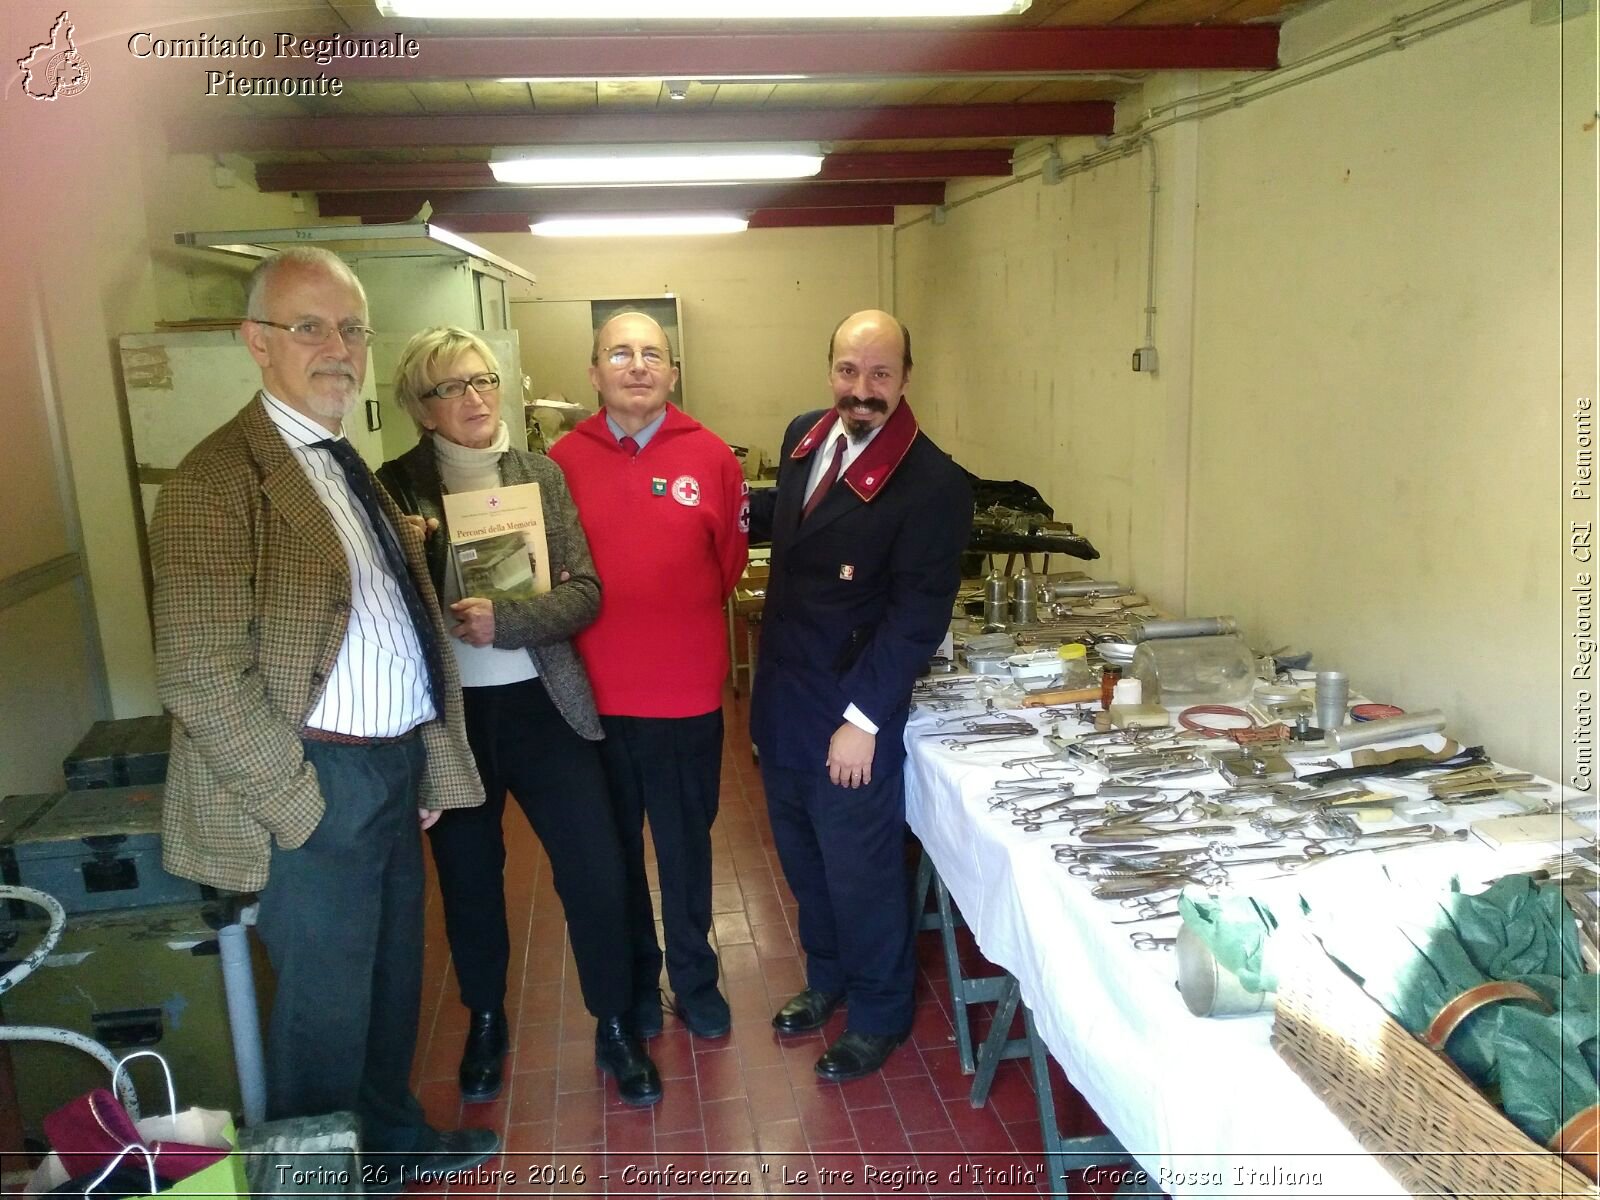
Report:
378,438,604,741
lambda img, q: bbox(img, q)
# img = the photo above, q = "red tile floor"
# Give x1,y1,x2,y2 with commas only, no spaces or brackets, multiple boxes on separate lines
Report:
406,689,1115,1198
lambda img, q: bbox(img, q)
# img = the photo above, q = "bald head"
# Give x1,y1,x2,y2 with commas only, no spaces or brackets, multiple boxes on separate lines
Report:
827,309,912,440
828,310,912,374
588,310,680,435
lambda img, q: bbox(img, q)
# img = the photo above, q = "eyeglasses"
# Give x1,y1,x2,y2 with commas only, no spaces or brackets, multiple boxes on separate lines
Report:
603,346,669,370
251,318,376,348
424,372,501,401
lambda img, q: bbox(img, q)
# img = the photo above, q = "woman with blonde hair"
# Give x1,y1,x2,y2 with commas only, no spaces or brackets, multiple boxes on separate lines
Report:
377,326,660,1108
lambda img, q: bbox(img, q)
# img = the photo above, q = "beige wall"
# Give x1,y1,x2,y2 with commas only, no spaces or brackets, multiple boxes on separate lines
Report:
894,0,1595,783
5,0,328,743
1187,0,1580,778
474,228,882,457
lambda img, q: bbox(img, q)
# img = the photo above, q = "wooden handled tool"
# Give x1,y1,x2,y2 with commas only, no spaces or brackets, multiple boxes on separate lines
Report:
1021,687,1102,708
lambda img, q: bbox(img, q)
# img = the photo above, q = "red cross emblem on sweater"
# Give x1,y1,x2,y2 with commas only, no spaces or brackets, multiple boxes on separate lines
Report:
671,475,701,507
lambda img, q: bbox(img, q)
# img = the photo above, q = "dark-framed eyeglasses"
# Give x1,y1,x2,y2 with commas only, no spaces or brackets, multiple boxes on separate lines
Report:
251,318,375,348
603,345,669,370
424,372,501,401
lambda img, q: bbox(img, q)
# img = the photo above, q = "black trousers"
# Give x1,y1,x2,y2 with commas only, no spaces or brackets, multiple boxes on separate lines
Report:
428,678,632,1020
761,761,914,1036
257,734,433,1154
598,710,725,1008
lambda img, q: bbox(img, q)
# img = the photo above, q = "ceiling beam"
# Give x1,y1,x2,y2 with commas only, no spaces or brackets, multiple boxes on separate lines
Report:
323,28,1278,80
171,103,1113,153
255,150,1011,193
747,207,896,229
322,180,946,218
427,207,898,233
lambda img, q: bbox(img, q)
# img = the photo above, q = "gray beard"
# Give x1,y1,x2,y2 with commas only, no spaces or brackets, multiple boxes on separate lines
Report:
306,386,358,424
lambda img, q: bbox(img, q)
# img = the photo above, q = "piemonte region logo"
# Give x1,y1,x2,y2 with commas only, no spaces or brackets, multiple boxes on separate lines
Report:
18,12,90,101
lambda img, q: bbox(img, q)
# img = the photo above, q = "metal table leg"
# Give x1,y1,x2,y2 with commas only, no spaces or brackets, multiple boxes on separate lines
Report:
917,853,1135,1197
914,856,1010,1074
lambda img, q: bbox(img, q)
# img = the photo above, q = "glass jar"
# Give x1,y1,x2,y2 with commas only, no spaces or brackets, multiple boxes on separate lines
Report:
1129,634,1255,706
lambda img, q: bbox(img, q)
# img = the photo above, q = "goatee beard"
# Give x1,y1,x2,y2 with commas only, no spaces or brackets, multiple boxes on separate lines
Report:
837,395,888,441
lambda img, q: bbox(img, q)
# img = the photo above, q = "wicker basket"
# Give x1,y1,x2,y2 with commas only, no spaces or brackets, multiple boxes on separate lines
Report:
1271,932,1598,1198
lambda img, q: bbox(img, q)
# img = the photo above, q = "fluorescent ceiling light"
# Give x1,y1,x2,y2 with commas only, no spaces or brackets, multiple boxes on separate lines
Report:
496,75,809,84
530,214,749,238
381,0,1028,16
491,143,824,186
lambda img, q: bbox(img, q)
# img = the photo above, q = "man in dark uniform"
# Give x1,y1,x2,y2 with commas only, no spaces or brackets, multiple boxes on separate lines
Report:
749,309,972,1081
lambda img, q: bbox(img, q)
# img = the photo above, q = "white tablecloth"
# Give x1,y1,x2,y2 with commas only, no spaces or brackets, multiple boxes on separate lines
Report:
902,704,1492,1200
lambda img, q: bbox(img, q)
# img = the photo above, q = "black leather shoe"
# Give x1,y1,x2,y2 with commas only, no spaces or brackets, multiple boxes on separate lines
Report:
367,1127,502,1192
814,1030,908,1082
672,990,731,1039
595,1015,663,1107
458,1009,509,1102
771,988,844,1035
632,989,665,1039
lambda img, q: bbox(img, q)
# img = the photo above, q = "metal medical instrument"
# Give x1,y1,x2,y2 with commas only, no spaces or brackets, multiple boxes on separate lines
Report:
1129,932,1178,951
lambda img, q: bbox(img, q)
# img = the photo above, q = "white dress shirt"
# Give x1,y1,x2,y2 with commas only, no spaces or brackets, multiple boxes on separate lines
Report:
801,421,885,737
262,391,437,738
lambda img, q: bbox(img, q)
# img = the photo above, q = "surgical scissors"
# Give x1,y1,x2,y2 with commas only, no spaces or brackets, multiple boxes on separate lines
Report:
1129,932,1177,951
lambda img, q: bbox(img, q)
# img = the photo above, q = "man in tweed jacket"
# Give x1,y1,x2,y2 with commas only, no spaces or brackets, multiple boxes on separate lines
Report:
150,248,496,1184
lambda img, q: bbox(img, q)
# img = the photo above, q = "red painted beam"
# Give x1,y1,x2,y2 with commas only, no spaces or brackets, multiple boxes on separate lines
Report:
320,28,1278,80
423,208,898,234
255,149,1011,193
747,207,896,229
818,150,1012,180
171,103,1112,153
320,180,945,217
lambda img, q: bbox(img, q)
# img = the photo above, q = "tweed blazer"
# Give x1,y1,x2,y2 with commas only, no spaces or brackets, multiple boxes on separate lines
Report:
377,438,604,741
150,395,484,894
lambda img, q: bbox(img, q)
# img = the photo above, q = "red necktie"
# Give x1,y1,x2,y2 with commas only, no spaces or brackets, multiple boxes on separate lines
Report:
619,435,640,457
802,434,848,521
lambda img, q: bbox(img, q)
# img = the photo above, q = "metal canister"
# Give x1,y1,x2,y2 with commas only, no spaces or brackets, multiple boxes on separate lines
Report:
983,568,1008,627
1011,567,1037,625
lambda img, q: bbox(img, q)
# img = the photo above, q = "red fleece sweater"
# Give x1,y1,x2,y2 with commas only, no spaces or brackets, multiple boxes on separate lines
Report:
550,405,748,718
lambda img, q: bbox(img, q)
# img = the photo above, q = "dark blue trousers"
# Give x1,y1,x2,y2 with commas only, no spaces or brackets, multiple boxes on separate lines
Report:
760,762,914,1035
599,710,725,1010
256,735,432,1154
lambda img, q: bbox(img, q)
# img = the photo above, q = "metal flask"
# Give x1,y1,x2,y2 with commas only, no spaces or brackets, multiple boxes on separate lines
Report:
1011,565,1037,625
984,568,1008,627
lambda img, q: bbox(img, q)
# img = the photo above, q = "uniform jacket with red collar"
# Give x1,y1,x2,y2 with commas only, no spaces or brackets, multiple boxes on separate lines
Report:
748,401,972,773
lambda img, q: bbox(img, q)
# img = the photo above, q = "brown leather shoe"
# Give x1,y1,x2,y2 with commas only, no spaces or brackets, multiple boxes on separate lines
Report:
771,988,844,1035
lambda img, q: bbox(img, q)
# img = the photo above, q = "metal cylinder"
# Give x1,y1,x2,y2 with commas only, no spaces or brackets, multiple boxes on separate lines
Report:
1134,616,1238,642
983,568,1008,626
1324,709,1447,751
1314,671,1350,733
219,921,268,1125
1011,568,1037,625
1048,580,1128,600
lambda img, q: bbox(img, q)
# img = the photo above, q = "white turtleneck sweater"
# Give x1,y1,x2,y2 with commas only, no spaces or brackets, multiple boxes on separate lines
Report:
432,422,539,687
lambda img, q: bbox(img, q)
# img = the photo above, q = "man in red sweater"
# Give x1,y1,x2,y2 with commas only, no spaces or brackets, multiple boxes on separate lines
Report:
549,311,748,1040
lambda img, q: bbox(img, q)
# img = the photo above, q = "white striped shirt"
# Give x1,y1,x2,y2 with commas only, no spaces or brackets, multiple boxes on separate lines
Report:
262,392,437,738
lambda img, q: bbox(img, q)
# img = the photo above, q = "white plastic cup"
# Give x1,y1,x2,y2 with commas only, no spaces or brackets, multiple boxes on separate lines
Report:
1112,678,1143,705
